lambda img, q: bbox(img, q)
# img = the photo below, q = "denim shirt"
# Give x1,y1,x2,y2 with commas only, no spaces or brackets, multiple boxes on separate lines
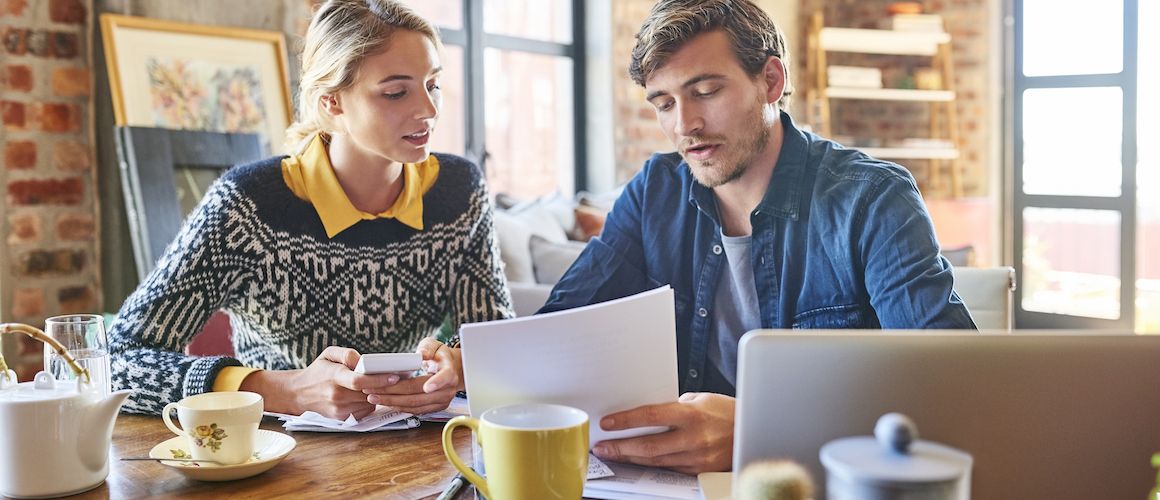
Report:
541,113,976,395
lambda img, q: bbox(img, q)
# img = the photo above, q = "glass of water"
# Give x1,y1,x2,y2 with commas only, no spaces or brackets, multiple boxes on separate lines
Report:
43,314,111,395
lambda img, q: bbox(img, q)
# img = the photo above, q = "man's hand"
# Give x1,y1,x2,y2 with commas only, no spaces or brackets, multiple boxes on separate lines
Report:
592,392,734,475
363,337,461,415
239,346,402,420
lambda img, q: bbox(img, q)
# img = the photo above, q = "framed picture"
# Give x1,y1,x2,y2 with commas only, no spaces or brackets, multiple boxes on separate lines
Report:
100,14,293,154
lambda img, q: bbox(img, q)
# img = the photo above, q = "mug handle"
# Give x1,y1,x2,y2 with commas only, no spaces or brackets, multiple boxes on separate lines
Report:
162,403,184,437
442,416,489,499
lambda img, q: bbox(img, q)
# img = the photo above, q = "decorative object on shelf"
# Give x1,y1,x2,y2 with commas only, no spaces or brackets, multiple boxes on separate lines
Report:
99,14,293,154
914,67,944,90
807,11,964,198
887,2,924,15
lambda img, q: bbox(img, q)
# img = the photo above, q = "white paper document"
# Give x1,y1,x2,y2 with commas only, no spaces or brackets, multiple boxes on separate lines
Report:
266,396,469,432
458,286,680,445
583,461,700,500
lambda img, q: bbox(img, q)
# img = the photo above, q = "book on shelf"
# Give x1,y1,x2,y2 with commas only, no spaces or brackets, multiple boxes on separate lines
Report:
881,14,945,33
827,65,883,89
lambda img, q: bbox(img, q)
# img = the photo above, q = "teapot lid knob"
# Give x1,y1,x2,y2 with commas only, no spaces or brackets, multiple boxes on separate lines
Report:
874,412,918,455
32,371,56,391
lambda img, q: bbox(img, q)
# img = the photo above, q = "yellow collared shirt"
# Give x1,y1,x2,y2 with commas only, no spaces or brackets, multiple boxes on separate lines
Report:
281,133,440,238
214,135,440,392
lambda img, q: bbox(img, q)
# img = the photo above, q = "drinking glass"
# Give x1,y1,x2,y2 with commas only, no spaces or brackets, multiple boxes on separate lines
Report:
43,314,111,395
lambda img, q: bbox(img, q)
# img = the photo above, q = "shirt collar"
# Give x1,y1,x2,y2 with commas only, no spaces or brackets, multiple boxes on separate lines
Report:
281,134,439,238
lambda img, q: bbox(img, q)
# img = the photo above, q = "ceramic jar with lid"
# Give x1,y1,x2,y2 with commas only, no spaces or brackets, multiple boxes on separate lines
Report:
820,413,972,500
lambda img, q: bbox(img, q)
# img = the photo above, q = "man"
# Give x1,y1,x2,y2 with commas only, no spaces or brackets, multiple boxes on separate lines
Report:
540,0,977,474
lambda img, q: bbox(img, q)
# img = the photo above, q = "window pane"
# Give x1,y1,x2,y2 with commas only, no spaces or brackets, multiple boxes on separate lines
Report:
1022,87,1121,196
403,0,462,30
1022,0,1121,76
1138,0,1159,332
1022,208,1120,320
484,48,574,197
483,0,572,44
430,45,465,156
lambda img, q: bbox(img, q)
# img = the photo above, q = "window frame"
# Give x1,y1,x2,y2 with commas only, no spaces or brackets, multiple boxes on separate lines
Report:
1008,0,1140,328
433,0,588,193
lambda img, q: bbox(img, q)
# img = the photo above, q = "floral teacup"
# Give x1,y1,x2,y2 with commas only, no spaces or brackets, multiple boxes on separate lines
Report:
163,392,263,465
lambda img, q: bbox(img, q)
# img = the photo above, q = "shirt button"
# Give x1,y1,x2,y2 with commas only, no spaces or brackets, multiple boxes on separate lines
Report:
697,307,708,317
689,369,699,378
712,244,722,255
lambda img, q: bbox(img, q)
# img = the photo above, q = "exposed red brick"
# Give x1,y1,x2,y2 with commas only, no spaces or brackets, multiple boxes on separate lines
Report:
58,285,96,313
55,212,93,241
8,212,41,244
14,249,86,277
25,29,46,57
7,178,84,205
52,140,90,170
11,287,44,319
0,100,24,129
50,32,78,59
50,67,89,96
36,102,79,133
0,0,27,17
2,64,32,92
2,27,27,55
4,140,35,169
49,0,85,24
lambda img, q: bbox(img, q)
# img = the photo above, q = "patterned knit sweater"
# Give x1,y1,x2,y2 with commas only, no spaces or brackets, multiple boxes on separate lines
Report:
109,153,513,415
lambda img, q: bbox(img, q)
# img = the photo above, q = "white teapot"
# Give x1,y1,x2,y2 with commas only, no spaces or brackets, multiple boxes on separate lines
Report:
0,323,131,498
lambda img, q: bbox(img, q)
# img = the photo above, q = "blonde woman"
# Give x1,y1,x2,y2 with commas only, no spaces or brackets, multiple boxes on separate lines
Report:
110,0,512,418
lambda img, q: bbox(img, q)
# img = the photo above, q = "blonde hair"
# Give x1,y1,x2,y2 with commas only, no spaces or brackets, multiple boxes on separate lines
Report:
629,0,793,110
285,0,440,153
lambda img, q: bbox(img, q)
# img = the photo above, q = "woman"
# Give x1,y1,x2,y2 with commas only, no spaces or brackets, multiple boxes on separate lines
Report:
110,0,512,418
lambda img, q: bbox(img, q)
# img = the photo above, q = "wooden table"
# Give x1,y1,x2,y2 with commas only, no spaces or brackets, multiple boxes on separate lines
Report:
70,414,473,499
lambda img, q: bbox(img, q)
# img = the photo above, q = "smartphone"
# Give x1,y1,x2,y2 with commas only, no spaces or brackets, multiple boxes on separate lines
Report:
353,352,423,375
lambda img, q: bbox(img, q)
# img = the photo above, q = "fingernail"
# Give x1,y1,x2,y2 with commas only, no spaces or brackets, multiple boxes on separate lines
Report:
594,445,609,456
387,375,399,384
601,416,614,428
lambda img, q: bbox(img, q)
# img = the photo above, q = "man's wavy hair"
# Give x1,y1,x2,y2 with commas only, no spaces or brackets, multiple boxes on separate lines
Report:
629,0,793,110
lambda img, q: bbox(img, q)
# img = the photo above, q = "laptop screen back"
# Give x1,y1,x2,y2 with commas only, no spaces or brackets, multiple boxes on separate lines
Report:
734,331,1160,499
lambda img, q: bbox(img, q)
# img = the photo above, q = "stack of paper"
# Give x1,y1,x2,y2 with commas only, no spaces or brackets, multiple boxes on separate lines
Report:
583,461,700,500
267,396,470,432
269,406,419,432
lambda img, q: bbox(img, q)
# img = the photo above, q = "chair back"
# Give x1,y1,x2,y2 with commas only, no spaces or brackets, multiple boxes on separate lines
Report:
952,266,1016,331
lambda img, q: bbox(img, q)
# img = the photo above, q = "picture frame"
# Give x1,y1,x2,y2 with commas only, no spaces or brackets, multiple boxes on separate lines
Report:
100,14,293,154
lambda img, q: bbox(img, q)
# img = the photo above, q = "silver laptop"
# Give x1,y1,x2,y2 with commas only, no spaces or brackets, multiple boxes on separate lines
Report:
734,330,1160,499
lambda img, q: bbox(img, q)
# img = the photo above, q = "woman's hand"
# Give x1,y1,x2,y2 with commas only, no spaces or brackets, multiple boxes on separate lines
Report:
239,346,401,420
363,337,462,415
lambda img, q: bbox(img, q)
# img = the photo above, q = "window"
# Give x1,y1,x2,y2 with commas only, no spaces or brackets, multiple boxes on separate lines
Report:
405,0,586,198
1011,0,1153,330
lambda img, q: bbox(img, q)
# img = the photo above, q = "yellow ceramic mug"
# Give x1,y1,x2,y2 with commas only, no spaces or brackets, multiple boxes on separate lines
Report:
442,403,589,500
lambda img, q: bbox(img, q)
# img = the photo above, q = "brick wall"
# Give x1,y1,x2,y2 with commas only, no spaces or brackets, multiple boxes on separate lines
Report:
1,0,97,380
610,1,672,185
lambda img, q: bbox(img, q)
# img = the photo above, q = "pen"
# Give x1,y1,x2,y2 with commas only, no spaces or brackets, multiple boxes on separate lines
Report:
435,473,467,500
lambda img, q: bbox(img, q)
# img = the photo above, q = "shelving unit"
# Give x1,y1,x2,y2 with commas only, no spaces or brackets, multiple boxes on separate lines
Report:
807,11,963,197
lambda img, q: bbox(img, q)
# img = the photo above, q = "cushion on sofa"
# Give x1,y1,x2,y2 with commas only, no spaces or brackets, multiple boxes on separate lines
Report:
493,203,570,283
529,235,587,285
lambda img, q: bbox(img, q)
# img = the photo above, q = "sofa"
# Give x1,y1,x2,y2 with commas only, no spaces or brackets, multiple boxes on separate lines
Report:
492,192,613,316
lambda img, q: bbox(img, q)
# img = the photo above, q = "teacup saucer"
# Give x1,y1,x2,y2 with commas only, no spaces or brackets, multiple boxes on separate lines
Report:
148,429,296,481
